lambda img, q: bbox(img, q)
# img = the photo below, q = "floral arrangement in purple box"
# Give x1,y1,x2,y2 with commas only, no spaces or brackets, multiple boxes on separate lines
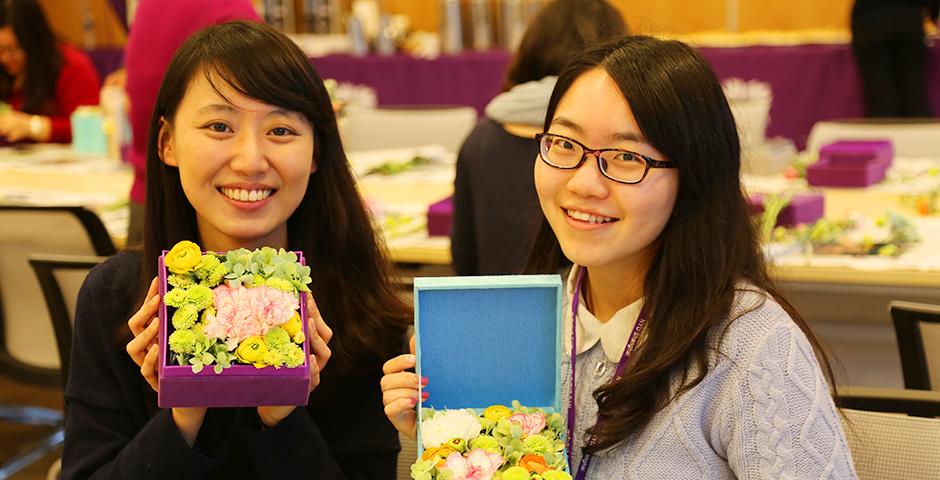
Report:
161,241,311,374
412,401,570,480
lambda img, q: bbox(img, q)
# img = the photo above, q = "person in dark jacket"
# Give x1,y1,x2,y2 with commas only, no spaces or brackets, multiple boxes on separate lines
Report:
851,0,940,117
451,0,627,275
62,21,411,479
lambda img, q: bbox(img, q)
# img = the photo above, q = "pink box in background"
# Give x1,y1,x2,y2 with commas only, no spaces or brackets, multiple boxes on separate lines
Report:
806,140,893,187
748,193,825,226
157,252,310,409
427,196,453,237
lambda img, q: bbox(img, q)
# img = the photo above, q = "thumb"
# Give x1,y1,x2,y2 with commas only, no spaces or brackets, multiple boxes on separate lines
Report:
409,334,416,355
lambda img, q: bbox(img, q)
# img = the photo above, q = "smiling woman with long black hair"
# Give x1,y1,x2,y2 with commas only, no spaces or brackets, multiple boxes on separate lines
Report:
0,0,100,143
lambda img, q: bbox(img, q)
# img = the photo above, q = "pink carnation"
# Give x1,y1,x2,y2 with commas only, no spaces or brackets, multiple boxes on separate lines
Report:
442,449,504,480
203,285,298,345
510,412,546,437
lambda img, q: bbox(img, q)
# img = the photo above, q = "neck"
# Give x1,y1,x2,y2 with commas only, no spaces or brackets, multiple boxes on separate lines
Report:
582,262,646,324
197,223,288,253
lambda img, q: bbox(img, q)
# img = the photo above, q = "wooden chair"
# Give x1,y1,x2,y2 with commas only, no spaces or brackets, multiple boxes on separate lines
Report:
837,386,940,480
0,206,113,479
341,105,477,153
890,301,940,391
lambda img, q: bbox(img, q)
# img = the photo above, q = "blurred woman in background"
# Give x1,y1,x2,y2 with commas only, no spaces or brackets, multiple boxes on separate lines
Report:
450,0,627,276
0,0,99,142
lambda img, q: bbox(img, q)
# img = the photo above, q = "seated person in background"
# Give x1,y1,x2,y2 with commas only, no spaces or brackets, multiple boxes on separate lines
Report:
0,0,99,143
451,0,627,275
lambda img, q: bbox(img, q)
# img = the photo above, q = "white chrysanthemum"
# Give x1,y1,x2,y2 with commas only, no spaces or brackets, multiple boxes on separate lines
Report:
420,409,482,449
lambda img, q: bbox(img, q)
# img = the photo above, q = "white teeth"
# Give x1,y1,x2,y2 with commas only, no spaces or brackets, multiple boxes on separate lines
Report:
221,188,272,202
566,209,615,224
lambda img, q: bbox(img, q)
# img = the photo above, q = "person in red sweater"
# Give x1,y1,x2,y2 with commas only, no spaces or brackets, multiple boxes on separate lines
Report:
0,0,100,143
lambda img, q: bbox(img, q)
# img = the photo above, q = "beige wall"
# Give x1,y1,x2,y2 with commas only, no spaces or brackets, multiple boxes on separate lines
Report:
40,0,126,49
381,0,854,35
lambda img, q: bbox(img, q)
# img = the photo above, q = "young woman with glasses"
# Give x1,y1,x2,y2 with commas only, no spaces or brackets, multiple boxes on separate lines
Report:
381,36,857,478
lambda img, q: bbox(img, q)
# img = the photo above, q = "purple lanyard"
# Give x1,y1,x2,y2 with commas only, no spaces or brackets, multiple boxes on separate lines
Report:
567,268,647,480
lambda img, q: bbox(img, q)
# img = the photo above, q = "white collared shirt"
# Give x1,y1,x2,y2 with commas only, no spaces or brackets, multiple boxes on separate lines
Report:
563,265,645,362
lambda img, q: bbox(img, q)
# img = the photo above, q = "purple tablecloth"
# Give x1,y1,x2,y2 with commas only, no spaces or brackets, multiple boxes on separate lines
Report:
88,43,940,148
311,44,940,148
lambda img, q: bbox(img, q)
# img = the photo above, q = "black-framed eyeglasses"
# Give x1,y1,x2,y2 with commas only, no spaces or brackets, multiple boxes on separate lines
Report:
535,132,675,184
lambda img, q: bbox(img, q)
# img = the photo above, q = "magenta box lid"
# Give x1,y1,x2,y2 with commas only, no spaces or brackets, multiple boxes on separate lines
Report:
157,250,310,408
819,140,893,166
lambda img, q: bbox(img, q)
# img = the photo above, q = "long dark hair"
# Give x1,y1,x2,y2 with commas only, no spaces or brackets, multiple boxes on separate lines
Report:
502,0,627,91
139,21,410,378
0,0,62,114
526,36,836,453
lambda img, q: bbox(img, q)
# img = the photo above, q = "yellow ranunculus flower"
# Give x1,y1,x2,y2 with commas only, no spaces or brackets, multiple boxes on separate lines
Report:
420,445,457,467
483,405,512,423
282,312,303,340
235,336,267,364
165,241,203,274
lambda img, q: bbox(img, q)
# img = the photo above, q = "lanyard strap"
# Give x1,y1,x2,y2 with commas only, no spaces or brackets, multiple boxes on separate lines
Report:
567,268,647,480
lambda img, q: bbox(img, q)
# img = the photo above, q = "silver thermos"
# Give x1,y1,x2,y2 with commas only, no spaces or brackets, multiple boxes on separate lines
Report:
470,0,492,51
441,0,463,54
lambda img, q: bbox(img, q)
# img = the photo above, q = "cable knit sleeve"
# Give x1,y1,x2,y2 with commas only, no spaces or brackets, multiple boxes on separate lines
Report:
721,300,858,479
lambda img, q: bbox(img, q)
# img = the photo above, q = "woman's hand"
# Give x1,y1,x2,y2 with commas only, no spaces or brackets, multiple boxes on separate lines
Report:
125,277,206,446
256,294,332,428
380,335,425,440
0,110,49,142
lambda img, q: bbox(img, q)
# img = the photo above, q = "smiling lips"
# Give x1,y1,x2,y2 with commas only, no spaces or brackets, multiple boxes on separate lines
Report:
565,208,619,225
219,187,274,203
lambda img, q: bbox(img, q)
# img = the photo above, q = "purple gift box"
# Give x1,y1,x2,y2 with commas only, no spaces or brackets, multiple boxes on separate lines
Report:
426,196,453,237
157,252,310,409
806,140,893,187
748,193,825,226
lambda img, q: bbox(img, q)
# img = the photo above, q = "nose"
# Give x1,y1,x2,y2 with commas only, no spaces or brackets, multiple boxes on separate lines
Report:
566,151,609,199
229,129,269,176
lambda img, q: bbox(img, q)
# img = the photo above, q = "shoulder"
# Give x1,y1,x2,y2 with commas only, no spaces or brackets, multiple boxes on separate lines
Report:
56,44,101,87
58,44,97,73
78,251,143,330
458,119,537,159
712,286,804,362
84,251,143,293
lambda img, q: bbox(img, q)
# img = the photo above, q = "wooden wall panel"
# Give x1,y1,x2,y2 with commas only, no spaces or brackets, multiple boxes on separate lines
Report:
378,0,854,35
40,0,126,48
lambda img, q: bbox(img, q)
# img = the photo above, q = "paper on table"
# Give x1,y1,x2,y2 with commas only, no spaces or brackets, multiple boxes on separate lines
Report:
347,144,454,178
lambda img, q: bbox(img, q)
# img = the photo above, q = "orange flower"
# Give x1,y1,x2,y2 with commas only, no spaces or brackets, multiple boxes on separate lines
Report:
518,454,551,474
421,445,457,467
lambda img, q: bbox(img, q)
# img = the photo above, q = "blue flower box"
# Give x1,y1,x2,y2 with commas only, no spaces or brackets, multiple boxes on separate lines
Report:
414,275,565,461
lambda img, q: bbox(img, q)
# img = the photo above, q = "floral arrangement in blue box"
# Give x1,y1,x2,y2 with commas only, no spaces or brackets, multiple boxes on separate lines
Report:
411,275,569,480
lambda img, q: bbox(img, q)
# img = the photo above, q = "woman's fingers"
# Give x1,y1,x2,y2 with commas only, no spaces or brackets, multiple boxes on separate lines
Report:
128,278,160,336
306,295,332,344
140,344,159,392
380,371,421,393
383,397,418,440
308,354,321,392
382,353,416,376
126,318,159,367
309,330,331,372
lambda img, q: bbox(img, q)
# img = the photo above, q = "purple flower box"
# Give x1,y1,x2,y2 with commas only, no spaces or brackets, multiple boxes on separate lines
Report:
426,196,453,237
748,193,825,226
157,252,310,409
806,140,893,187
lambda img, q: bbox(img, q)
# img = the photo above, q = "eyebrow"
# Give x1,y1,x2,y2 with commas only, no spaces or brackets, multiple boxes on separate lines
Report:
551,116,648,144
196,103,306,122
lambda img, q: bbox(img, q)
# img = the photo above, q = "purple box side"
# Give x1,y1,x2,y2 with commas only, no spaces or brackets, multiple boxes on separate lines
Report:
427,196,453,237
747,193,825,226
806,158,890,187
160,375,309,408
157,251,311,408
